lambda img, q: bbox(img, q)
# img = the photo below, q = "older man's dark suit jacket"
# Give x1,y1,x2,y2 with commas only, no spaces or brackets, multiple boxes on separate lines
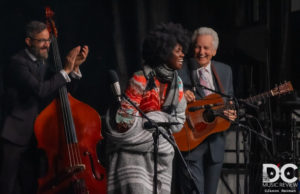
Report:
1,49,67,146
178,58,234,163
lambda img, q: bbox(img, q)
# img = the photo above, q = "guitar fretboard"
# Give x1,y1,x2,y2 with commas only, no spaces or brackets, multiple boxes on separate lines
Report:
243,91,272,104
213,81,293,115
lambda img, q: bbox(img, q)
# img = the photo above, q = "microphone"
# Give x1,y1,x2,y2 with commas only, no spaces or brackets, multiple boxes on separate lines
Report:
188,106,205,112
188,104,220,112
190,105,223,123
108,70,122,102
143,121,181,129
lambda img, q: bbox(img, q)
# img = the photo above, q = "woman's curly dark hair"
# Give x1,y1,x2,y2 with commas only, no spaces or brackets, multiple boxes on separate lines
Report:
142,22,190,68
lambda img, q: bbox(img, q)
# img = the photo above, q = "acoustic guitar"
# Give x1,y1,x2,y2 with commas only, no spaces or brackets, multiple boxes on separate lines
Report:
173,81,294,152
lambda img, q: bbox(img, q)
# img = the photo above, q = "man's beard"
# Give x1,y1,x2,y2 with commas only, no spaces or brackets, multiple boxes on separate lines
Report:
29,46,49,60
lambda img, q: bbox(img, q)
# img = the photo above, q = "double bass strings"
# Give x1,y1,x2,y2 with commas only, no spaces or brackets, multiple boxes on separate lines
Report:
51,35,75,167
51,35,83,168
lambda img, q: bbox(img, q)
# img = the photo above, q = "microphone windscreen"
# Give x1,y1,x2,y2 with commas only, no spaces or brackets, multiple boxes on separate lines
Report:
188,107,197,112
108,70,119,83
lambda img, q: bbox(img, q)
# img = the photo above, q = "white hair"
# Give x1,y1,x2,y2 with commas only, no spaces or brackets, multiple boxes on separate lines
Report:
192,27,219,50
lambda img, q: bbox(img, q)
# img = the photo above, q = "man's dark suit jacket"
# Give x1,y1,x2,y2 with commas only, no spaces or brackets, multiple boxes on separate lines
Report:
178,58,234,163
1,49,67,145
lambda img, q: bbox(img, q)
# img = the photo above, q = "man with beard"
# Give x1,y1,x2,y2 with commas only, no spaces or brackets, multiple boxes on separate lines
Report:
0,21,89,194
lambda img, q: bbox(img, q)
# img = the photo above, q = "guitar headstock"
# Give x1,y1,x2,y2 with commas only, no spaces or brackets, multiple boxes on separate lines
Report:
271,81,294,96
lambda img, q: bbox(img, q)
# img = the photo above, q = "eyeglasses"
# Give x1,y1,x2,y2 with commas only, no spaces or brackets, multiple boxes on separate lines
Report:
30,37,52,44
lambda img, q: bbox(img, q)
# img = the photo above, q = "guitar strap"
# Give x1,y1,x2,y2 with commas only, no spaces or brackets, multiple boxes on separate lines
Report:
211,63,225,94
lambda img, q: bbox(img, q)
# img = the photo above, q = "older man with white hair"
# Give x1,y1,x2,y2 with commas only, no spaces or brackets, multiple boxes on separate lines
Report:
176,27,236,194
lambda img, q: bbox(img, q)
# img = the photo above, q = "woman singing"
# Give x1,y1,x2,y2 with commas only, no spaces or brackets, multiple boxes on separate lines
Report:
105,23,190,194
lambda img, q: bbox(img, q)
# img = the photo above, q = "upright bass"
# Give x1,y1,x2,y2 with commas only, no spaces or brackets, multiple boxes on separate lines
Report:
34,7,106,193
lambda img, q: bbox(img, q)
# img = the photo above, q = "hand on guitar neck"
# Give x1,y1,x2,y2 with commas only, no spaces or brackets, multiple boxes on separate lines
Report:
223,101,237,122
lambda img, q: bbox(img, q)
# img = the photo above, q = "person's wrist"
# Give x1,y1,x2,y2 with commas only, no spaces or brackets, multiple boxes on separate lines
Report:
73,66,79,73
64,68,71,74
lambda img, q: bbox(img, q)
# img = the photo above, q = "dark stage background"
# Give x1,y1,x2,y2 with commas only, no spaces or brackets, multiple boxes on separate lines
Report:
0,0,299,113
0,0,299,193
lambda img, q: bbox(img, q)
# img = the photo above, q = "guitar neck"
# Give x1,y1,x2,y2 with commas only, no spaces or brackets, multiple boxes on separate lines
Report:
210,81,293,115
241,81,293,104
215,91,272,114
243,91,272,104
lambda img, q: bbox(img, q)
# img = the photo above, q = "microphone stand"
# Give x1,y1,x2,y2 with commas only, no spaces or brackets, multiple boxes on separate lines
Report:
197,83,271,194
215,109,272,194
121,93,200,194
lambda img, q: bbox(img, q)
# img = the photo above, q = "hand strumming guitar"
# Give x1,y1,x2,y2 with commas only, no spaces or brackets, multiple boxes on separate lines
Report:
184,90,196,103
184,90,236,121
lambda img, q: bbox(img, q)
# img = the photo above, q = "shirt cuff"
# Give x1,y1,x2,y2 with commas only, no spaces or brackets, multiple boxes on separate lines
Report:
70,69,82,79
60,70,71,83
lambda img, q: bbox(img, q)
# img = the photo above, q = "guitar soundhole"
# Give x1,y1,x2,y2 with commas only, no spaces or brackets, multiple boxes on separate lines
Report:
203,109,215,123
